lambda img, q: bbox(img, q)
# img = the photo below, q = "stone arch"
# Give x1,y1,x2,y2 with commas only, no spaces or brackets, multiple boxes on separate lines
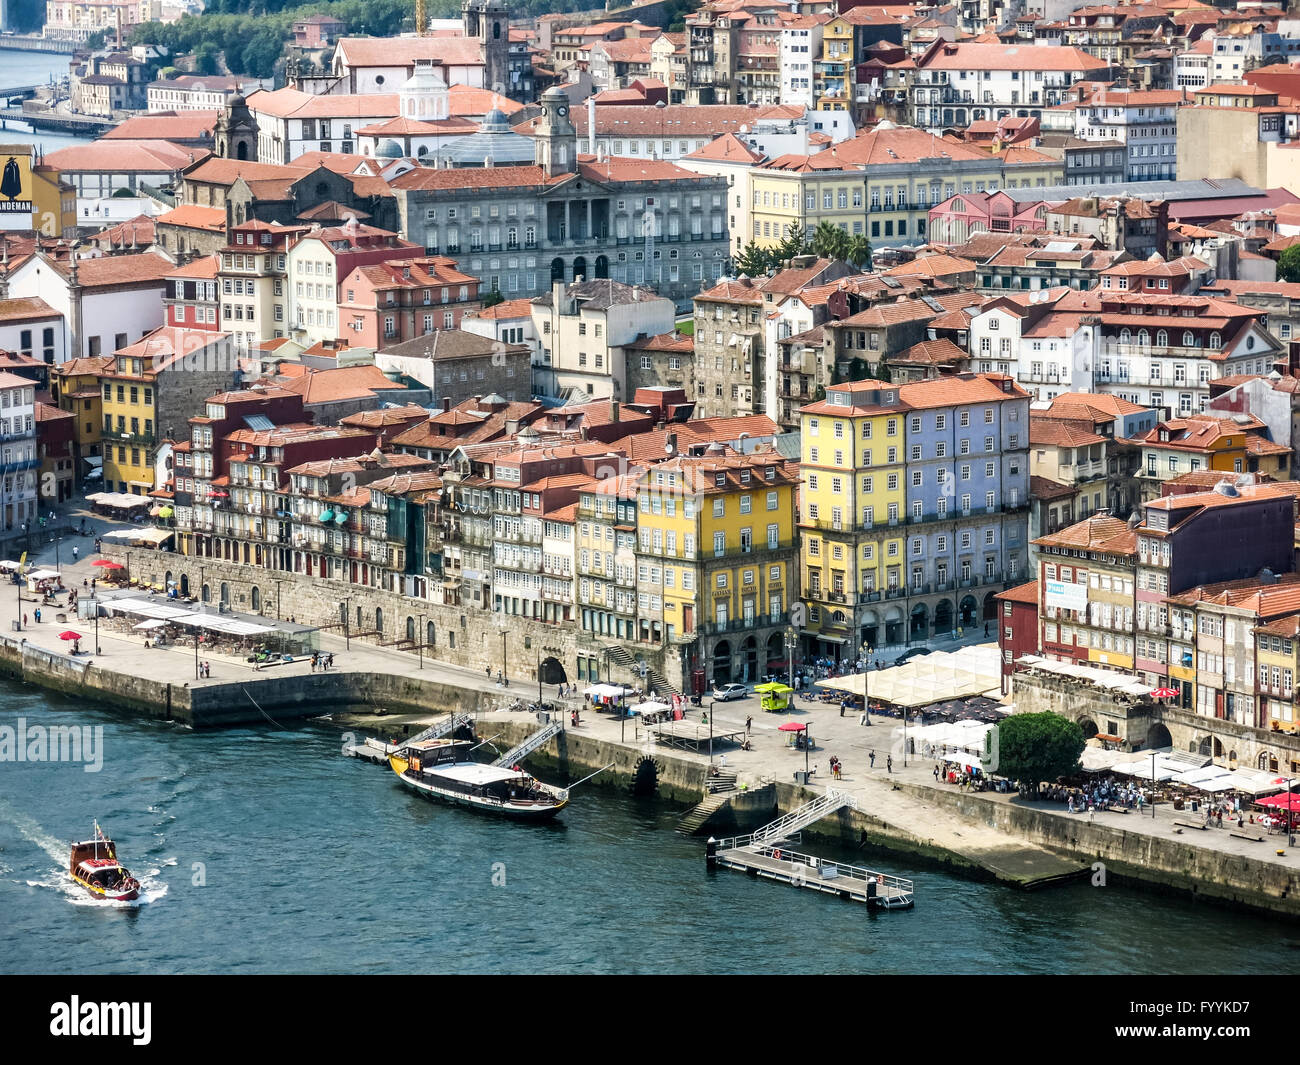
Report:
375,607,384,634
631,755,660,797
251,587,261,612
765,631,784,674
934,599,954,635
427,621,436,649
550,257,565,281
219,582,229,607
742,635,758,682
982,591,997,622
540,656,567,684
406,615,415,641
180,573,189,596
1228,749,1238,769
1077,717,1099,739
594,254,609,279
910,602,928,640
1198,736,1213,757
201,583,210,603
712,639,732,685
1259,750,1278,771
959,594,977,628
1146,722,1172,748
573,255,587,281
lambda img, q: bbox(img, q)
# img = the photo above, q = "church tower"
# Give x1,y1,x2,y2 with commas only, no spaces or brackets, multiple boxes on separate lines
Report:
215,94,258,161
462,0,509,97
534,87,576,178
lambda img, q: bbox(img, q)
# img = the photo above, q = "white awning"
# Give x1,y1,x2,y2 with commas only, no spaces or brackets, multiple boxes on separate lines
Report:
100,527,174,546
83,456,103,468
134,619,169,630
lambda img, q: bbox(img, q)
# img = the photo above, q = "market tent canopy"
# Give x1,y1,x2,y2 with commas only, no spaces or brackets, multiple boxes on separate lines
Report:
630,701,672,715
85,492,149,508
133,619,169,631
100,527,174,546
26,569,60,580
814,645,1003,708
777,721,806,732
584,684,633,698
753,682,793,694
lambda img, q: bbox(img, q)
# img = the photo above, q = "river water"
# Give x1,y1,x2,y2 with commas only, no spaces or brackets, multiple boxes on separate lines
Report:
2,680,1297,975
0,49,94,154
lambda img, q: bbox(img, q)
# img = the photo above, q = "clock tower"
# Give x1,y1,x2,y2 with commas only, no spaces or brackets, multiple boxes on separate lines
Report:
535,87,576,178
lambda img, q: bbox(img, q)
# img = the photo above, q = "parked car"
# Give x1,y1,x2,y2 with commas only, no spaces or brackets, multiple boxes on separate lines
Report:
894,647,932,667
712,683,748,701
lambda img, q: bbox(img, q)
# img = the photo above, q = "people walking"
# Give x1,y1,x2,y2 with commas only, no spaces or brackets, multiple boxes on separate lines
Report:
886,754,893,773
33,607,40,623
869,750,876,768
72,546,78,561
745,715,752,736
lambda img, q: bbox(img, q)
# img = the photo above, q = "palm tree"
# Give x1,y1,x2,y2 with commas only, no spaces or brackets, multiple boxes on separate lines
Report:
811,220,851,263
847,235,872,271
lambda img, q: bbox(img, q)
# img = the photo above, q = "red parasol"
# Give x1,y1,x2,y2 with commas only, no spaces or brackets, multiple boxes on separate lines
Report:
91,559,123,569
1149,687,1179,699
777,721,806,732
58,631,82,641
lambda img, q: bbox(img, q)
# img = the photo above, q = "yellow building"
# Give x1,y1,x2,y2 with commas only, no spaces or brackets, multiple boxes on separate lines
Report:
51,354,114,488
799,380,906,653
634,446,799,685
814,16,855,111
1255,615,1300,735
0,145,77,238
749,153,867,247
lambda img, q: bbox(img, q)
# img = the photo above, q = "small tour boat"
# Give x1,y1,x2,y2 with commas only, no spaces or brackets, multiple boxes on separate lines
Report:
69,823,140,902
389,738,567,819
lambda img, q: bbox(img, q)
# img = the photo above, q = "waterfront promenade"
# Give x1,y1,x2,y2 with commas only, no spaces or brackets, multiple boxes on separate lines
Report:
5,523,1299,907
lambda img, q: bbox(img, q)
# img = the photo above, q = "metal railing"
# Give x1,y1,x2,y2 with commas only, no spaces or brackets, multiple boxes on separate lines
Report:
714,837,916,898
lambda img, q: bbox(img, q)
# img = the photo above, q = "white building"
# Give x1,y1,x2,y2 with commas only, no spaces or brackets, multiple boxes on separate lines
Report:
1174,42,1212,90
0,297,67,367
5,252,172,360
147,75,249,112
911,43,1109,130
330,35,486,94
1073,89,1183,183
780,15,826,109
530,278,676,401
0,370,39,533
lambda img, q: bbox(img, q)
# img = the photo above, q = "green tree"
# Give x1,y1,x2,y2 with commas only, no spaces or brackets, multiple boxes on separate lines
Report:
995,712,1085,795
482,289,504,308
194,42,221,76
847,235,872,271
240,30,283,79
812,220,851,262
1279,243,1300,283
734,240,774,278
776,221,812,263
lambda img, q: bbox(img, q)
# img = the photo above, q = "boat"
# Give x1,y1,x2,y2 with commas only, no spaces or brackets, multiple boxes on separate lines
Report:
388,738,568,819
69,823,140,902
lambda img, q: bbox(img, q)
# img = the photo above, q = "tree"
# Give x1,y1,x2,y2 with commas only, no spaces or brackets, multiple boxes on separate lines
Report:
239,30,283,79
847,235,872,271
1279,243,1300,283
776,221,812,263
734,240,773,278
482,289,504,308
812,220,851,262
995,712,1085,795
194,42,221,76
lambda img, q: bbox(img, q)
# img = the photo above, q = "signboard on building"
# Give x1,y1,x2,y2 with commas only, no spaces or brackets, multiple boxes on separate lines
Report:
0,148,34,231
1044,578,1088,613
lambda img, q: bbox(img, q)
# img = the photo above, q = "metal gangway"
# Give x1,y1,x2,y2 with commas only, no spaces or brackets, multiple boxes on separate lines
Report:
406,713,474,745
352,712,475,763
750,788,857,845
491,720,563,767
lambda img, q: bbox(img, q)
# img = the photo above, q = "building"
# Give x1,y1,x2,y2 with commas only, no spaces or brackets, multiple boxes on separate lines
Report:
0,370,37,532
0,297,66,368
374,329,530,406
910,43,1110,131
531,278,676,401
1124,413,1291,502
285,220,422,346
1069,89,1185,185
49,354,114,490
148,76,250,113
0,143,78,239
99,326,238,495
799,373,1031,664
216,221,309,357
393,90,732,308
292,14,346,48
339,256,481,349
994,578,1039,690
44,0,159,40
35,400,76,504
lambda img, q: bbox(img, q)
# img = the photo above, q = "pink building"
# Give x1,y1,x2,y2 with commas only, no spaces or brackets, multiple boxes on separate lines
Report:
164,255,221,333
292,15,347,48
928,190,1051,246
339,256,482,349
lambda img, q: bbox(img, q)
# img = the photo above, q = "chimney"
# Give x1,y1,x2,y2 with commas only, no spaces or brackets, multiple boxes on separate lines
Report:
610,396,619,423
552,277,565,311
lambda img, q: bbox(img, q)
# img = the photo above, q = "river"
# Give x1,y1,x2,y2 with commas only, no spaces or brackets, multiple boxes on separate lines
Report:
2,681,1297,975
0,48,96,154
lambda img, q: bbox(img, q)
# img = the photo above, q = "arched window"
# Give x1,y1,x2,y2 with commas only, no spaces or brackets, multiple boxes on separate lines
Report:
375,607,384,634
1209,331,1221,349
406,616,415,641
251,587,261,612
1119,328,1131,343
1182,330,1194,347
427,621,436,648
1137,329,1149,347
1156,329,1167,348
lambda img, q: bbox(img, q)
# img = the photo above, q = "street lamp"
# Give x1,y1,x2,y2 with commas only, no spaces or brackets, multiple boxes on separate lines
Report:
497,621,508,686
1151,751,1157,820
1288,777,1295,848
417,613,426,670
274,578,283,621
784,626,799,695
343,596,351,651
53,534,61,573
864,642,873,725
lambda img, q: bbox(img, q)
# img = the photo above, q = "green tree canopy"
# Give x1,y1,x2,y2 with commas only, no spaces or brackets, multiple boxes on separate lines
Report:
193,41,221,77
995,712,1085,793
1279,243,1300,283
812,220,851,262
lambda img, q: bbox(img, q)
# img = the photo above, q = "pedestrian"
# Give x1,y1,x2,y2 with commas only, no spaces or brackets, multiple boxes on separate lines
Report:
72,546,78,561
701,711,708,724
984,622,989,637
839,698,847,717
486,665,491,677
745,715,752,735
886,754,893,773
34,607,40,623
933,763,940,781
869,750,875,768
21,613,26,626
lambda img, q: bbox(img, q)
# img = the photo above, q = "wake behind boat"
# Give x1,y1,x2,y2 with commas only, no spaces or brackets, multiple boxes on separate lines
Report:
69,823,140,902
389,738,567,819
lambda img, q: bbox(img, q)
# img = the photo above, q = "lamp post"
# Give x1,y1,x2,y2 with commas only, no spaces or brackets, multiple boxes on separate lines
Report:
93,595,99,655
274,578,283,621
708,698,715,765
1288,777,1295,848
343,596,351,651
194,626,200,681
418,613,426,670
864,642,873,725
53,534,61,573
498,622,508,687
784,626,798,695
1151,751,1157,819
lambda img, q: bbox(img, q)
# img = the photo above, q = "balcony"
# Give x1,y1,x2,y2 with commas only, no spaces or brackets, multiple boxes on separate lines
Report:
106,431,157,446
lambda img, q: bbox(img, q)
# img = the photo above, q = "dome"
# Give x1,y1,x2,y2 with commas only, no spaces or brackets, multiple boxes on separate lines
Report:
228,93,245,107
1213,480,1239,497
482,108,508,130
377,139,404,159
876,119,897,130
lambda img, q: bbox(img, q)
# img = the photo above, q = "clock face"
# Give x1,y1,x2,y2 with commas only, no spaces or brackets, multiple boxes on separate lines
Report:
557,105,568,117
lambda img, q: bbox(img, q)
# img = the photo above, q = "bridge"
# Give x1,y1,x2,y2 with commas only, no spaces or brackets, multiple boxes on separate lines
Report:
0,108,115,133
0,85,40,102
